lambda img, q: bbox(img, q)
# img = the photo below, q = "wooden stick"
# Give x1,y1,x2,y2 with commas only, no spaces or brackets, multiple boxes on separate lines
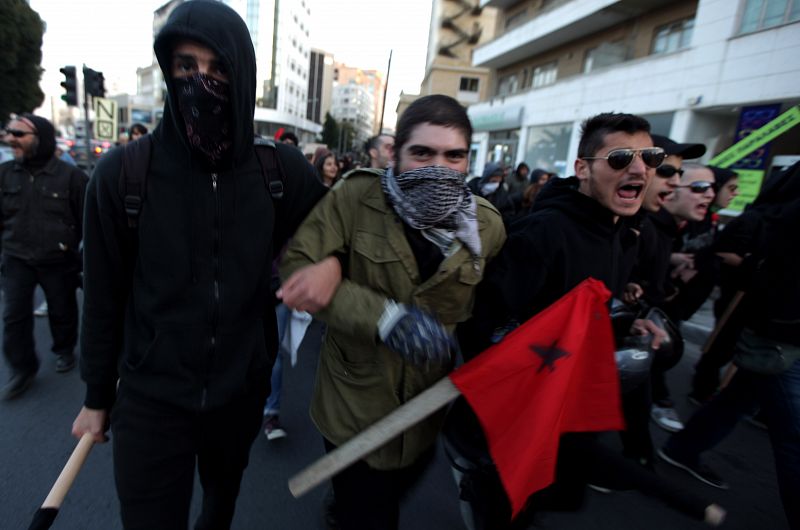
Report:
288,377,461,498
718,364,738,390
42,433,95,509
701,291,745,355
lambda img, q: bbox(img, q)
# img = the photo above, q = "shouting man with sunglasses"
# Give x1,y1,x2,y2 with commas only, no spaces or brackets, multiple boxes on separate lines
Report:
0,115,89,400
448,113,670,528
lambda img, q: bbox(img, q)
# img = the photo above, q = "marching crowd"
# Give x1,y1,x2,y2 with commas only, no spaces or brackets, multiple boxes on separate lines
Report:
1,1,797,529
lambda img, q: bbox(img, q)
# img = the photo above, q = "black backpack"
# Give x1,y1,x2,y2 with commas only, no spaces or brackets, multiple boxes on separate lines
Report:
118,134,285,228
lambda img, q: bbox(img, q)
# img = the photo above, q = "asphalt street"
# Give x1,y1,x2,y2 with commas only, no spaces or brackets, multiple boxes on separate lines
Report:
0,290,790,529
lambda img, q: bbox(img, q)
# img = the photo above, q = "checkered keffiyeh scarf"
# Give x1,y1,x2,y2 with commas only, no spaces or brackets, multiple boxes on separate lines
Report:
381,165,482,258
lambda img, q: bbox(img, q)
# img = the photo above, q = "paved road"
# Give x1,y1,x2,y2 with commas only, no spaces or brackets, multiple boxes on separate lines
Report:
0,291,789,529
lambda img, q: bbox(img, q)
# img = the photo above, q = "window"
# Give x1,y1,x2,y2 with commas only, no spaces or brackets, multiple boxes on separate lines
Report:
651,18,694,54
531,62,557,88
496,74,519,96
584,41,627,73
459,77,479,92
739,0,800,33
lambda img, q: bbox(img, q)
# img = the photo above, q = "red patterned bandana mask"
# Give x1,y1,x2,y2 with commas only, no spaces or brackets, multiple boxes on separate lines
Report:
175,73,233,168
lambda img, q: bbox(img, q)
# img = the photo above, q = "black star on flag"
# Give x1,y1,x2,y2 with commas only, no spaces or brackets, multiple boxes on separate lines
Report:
530,341,570,373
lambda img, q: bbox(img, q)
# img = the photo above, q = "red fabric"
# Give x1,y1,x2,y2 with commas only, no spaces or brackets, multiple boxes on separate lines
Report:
274,127,285,140
449,278,624,517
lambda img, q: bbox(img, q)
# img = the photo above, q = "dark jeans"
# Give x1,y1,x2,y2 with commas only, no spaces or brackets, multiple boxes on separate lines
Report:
324,438,434,530
111,385,267,530
1,254,80,374
665,361,800,529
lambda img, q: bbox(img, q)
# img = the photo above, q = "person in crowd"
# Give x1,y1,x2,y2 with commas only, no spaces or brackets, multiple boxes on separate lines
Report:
365,134,394,169
314,149,340,187
471,162,516,224
506,162,530,195
0,114,88,400
606,134,703,482
529,168,552,186
279,94,506,530
70,2,331,527
659,161,800,530
448,113,670,528
128,123,148,142
280,131,299,147
641,163,716,433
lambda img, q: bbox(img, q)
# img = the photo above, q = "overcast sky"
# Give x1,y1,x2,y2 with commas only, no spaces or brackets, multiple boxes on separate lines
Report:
30,0,433,129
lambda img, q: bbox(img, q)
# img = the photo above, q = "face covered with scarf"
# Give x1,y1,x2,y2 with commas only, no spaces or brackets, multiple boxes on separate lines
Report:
171,40,233,168
382,123,481,258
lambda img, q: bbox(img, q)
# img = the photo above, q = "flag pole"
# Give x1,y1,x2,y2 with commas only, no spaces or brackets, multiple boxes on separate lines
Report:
378,50,392,135
288,377,460,498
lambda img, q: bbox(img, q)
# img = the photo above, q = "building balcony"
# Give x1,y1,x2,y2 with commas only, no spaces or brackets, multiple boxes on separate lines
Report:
474,0,674,69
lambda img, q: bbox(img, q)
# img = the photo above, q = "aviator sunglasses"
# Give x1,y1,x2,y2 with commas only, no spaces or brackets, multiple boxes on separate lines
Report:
582,147,666,170
655,164,684,178
676,181,714,194
3,129,38,138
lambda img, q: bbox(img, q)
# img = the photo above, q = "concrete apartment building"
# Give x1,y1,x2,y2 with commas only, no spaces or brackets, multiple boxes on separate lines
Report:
397,0,498,123
307,49,335,125
330,83,375,151
468,0,800,189
334,63,386,135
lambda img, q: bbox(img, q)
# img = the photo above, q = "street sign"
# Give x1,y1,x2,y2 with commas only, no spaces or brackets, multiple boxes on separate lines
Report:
92,97,118,142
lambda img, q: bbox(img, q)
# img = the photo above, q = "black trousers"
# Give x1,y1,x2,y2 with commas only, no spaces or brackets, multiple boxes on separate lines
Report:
324,438,435,530
619,378,654,464
111,385,267,530
1,254,80,374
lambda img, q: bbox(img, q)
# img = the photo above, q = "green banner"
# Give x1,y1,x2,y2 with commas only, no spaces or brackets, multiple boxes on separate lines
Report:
709,105,800,168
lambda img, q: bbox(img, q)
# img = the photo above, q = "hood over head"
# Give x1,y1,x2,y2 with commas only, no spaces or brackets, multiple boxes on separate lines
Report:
479,162,504,184
19,113,56,167
153,0,256,168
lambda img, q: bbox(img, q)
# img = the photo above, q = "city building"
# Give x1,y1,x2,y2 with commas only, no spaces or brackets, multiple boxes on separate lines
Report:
397,0,499,124
307,48,335,125
330,82,375,152
334,63,385,135
467,0,800,192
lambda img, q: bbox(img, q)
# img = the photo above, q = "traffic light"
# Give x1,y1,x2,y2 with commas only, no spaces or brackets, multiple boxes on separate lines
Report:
60,66,78,106
83,66,105,98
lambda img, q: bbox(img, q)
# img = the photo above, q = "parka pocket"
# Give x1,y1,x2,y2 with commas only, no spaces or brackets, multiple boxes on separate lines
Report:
1,182,22,216
351,230,409,297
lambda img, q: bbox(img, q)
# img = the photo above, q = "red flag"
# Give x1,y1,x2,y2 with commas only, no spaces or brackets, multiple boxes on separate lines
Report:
274,127,285,140
449,278,624,517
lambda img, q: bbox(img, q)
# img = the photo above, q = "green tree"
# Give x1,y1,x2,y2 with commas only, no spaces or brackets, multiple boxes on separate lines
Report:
0,0,45,123
321,112,339,149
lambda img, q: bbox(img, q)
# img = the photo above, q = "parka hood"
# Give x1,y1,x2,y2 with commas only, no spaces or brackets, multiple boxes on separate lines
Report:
532,176,618,230
153,0,256,167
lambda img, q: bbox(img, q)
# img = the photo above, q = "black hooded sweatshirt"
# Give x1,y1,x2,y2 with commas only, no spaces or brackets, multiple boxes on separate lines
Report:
80,0,326,411
459,176,630,358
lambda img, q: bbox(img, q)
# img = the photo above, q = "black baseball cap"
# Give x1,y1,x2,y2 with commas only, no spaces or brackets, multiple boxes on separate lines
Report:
651,134,706,159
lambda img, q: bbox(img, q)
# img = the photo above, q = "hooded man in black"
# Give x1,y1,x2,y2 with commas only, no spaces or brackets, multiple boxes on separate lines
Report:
0,114,88,399
71,2,327,528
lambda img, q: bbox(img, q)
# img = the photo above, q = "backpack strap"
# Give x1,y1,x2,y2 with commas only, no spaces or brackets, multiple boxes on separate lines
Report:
253,136,284,200
119,134,154,228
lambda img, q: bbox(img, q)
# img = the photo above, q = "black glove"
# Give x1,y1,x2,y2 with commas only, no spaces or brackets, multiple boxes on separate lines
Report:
377,300,451,367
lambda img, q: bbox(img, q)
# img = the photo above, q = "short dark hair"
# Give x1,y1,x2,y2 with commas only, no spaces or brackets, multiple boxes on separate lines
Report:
280,131,298,145
129,123,148,137
394,95,472,159
364,134,393,155
578,113,651,158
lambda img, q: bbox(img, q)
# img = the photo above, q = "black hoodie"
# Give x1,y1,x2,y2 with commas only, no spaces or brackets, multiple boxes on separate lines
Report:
80,0,326,410
459,177,630,357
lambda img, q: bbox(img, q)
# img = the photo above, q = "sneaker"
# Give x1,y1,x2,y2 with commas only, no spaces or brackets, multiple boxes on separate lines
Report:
587,483,613,494
651,405,684,432
55,354,76,373
657,448,728,489
263,415,287,440
34,301,48,317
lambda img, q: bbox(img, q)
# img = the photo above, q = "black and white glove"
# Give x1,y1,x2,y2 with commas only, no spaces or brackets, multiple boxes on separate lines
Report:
377,300,451,367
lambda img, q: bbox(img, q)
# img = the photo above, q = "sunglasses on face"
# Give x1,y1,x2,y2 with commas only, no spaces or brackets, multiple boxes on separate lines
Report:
655,164,684,178
677,181,714,194
582,147,666,170
3,129,37,138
